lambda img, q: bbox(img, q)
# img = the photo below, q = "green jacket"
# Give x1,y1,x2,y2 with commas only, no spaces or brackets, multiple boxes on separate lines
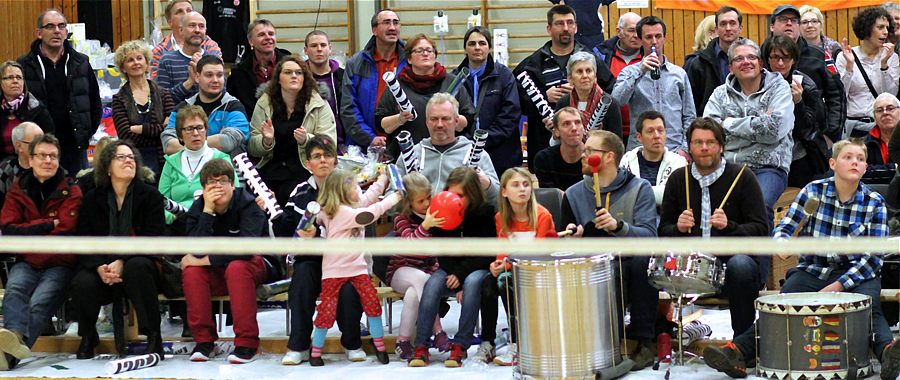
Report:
158,147,233,224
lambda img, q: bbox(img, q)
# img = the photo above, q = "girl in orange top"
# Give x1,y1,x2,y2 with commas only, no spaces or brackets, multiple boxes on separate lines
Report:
487,167,556,366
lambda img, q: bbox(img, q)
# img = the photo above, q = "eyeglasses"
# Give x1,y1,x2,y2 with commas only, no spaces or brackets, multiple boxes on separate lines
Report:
583,148,609,156
876,105,898,114
412,48,435,55
768,55,794,63
205,178,230,186
183,125,206,134
308,152,335,161
113,154,135,162
690,139,720,148
281,69,304,77
31,152,59,161
731,54,759,63
1,75,23,81
41,22,67,31
378,19,400,27
800,19,821,26
775,16,799,24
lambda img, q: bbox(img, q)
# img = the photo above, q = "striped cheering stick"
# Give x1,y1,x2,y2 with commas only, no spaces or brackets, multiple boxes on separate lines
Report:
233,153,283,219
383,71,417,121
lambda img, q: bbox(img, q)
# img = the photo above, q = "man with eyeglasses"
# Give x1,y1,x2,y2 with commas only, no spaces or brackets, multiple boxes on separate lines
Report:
658,117,769,347
870,93,900,169
763,4,846,144
0,122,43,206
0,133,82,371
594,12,642,141
155,11,219,104
558,129,659,371
340,8,408,149
687,6,744,115
704,38,794,230
161,56,250,157
17,9,101,177
515,4,615,168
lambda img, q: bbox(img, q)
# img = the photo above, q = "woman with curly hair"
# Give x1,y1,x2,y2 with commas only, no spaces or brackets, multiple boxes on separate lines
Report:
836,7,900,139
248,56,336,206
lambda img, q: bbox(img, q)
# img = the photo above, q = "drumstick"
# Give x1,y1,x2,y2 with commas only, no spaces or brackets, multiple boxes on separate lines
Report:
588,154,603,207
791,198,821,238
717,163,747,210
557,226,578,237
685,167,691,234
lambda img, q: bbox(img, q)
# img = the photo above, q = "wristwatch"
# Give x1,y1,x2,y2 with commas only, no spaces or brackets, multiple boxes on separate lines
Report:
613,219,624,233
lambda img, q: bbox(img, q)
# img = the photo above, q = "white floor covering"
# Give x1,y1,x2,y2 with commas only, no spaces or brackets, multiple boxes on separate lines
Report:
0,300,889,379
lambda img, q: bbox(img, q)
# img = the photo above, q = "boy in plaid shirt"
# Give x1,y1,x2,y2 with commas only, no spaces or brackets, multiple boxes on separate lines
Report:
704,139,900,379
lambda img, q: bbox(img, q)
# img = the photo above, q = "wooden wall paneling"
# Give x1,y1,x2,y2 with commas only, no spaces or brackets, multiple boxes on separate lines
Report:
836,8,849,46
672,9,684,65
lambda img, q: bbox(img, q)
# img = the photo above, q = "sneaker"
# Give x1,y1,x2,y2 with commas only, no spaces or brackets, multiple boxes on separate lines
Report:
630,339,656,371
494,343,517,366
432,331,451,352
881,339,900,380
281,350,309,365
395,340,414,361
703,342,748,378
190,342,216,362
346,348,366,362
309,356,324,366
408,345,429,367
227,346,257,364
470,341,495,363
0,329,31,360
444,343,466,368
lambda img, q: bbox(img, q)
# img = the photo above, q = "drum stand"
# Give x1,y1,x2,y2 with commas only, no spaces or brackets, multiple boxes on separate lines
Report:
670,292,701,365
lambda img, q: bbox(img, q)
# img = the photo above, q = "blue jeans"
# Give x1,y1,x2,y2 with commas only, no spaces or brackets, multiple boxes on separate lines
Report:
732,268,892,360
752,167,787,231
720,255,763,337
415,269,489,349
2,262,73,347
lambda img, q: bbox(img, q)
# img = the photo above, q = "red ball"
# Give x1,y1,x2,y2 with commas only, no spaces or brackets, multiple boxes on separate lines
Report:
429,191,465,230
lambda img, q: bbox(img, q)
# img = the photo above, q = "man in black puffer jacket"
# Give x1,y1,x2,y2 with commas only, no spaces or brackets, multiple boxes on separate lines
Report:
18,10,101,176
227,19,292,114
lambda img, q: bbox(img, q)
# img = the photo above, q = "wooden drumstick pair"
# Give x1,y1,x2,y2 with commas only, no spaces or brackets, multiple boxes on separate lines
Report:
686,163,747,233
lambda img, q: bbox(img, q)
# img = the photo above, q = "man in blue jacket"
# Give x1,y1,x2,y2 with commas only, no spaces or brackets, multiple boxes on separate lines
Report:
340,9,408,149
161,56,250,157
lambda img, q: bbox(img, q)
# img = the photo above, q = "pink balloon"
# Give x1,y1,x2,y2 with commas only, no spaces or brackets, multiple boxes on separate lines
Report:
428,191,465,230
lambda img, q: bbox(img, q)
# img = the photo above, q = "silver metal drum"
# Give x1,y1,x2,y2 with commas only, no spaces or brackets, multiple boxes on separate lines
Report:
757,292,872,380
647,251,725,296
514,253,621,379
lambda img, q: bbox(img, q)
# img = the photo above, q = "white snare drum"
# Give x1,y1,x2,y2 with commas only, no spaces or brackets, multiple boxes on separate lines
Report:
647,251,725,296
756,292,872,380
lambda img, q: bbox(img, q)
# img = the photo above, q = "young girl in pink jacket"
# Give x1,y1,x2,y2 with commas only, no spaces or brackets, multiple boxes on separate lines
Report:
308,168,401,366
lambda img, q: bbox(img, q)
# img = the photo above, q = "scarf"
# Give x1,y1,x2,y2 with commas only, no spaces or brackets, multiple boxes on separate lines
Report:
107,182,136,237
691,158,726,238
569,84,605,130
120,79,165,125
1,92,26,114
398,62,447,92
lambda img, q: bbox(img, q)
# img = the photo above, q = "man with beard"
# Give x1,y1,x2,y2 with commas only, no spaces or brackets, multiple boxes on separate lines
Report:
155,11,219,104
658,117,769,341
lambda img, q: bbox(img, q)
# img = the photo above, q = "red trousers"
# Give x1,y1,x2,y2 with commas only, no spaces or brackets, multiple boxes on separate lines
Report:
183,256,266,349
314,274,381,328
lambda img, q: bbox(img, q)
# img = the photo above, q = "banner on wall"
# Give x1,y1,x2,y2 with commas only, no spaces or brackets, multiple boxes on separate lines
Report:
652,1,885,14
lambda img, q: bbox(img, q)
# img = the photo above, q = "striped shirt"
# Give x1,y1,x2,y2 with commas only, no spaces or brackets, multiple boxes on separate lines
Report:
773,177,888,290
154,49,215,104
150,34,221,79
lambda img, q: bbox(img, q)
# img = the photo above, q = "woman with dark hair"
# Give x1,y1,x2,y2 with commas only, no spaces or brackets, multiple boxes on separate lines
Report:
836,7,900,138
453,26,523,177
249,56,336,207
376,34,476,160
408,167,495,368
0,61,54,161
71,140,166,359
762,35,829,187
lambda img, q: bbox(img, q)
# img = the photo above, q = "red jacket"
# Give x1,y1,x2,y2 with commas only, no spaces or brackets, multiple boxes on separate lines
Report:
0,172,82,268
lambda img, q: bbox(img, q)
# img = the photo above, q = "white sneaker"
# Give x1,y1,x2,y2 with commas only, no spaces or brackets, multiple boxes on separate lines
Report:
346,348,366,362
494,343,517,366
470,341,495,363
282,350,309,365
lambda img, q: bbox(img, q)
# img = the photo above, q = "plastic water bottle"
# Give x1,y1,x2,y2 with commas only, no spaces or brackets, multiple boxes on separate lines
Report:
650,45,661,80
